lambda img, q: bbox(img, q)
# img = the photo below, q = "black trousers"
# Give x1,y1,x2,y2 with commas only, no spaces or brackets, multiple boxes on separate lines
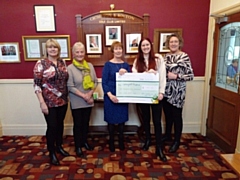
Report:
162,98,183,142
44,104,68,152
138,102,163,146
71,107,92,148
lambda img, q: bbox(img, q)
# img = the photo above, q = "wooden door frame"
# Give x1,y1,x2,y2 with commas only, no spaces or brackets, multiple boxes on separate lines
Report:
201,7,240,137
205,12,240,152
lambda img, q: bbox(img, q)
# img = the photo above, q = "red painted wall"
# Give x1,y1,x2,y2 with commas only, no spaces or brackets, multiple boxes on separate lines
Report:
0,0,210,78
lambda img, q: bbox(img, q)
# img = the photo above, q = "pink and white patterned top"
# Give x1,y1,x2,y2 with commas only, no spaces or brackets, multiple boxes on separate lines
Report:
33,58,69,107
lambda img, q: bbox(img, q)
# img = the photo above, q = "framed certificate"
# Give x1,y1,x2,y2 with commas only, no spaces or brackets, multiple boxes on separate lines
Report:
34,5,56,32
0,42,20,63
22,35,71,61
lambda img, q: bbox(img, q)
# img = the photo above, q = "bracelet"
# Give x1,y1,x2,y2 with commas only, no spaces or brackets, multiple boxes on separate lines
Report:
177,74,181,79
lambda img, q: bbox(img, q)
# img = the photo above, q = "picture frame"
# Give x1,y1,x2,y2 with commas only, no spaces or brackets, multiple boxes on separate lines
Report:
125,33,141,53
153,28,182,53
34,5,56,32
22,35,71,61
0,42,20,63
86,34,102,54
105,25,121,46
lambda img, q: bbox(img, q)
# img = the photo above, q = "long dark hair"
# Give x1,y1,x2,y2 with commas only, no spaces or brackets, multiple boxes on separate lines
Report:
136,38,156,72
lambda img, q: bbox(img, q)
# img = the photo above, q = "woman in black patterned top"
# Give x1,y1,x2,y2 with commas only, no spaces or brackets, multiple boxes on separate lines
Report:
162,34,194,153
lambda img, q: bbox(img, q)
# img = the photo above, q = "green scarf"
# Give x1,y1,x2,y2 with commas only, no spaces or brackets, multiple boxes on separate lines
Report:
73,59,94,90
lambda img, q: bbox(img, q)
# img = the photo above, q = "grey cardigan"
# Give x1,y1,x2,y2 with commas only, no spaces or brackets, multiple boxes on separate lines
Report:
67,63,98,109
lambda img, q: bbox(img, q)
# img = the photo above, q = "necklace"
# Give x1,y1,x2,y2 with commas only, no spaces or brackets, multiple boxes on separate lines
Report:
116,62,123,71
110,58,124,71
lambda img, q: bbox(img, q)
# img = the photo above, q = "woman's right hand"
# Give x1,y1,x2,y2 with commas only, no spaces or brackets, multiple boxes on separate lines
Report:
119,68,127,75
167,72,178,79
40,102,49,115
82,93,91,102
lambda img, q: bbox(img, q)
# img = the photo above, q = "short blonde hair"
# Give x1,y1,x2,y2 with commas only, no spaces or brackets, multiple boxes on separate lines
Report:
110,41,123,53
44,39,61,59
72,42,85,54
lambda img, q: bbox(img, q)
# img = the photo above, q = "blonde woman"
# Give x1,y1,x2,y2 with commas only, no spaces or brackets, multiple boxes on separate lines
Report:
162,34,194,153
67,42,98,157
33,39,69,166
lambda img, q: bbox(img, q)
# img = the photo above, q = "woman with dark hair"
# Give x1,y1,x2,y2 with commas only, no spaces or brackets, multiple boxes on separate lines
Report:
33,39,69,166
132,38,167,162
161,33,194,153
102,41,130,152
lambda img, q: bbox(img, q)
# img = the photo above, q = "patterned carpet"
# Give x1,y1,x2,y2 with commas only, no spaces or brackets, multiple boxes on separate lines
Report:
0,133,239,180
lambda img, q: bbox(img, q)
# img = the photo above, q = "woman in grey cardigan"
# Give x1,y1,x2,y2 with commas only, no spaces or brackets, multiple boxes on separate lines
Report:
67,42,98,157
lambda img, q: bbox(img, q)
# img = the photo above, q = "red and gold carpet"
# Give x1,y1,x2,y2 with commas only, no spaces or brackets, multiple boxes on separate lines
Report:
0,133,239,180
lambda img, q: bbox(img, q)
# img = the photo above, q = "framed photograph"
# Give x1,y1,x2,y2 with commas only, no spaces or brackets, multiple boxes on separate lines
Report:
0,42,20,63
126,33,141,53
22,35,71,61
153,28,182,53
86,34,102,54
34,5,56,32
105,25,121,46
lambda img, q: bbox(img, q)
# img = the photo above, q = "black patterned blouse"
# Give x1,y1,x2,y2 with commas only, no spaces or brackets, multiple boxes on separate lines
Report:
33,58,69,108
164,52,194,108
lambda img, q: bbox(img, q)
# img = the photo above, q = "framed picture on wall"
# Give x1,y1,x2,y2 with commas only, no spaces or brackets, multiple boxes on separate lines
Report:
34,5,56,32
86,34,102,54
105,25,121,46
153,28,182,53
22,35,71,61
125,33,141,53
0,42,20,63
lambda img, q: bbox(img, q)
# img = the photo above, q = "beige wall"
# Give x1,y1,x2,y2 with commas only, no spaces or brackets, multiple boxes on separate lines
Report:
0,78,204,135
203,0,240,153
210,0,240,14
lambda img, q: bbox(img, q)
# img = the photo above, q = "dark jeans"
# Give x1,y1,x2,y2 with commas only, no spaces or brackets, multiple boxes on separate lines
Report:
162,98,183,142
71,107,92,148
138,102,163,146
43,104,68,152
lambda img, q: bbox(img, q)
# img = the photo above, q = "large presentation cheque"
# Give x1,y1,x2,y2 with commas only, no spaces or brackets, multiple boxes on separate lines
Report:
116,73,159,104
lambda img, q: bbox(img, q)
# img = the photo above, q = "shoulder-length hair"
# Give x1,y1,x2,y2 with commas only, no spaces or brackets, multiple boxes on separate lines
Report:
44,39,61,59
136,38,156,72
165,33,184,50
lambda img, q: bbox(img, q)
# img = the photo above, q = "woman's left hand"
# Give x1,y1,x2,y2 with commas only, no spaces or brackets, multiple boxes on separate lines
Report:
84,92,92,101
158,93,164,101
119,68,127,75
109,94,119,103
87,97,94,104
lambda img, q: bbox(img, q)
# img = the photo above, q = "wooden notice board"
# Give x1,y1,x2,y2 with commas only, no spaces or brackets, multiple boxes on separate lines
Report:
75,12,149,66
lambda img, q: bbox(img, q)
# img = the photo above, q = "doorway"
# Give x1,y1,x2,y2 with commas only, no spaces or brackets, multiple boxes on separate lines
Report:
207,12,240,153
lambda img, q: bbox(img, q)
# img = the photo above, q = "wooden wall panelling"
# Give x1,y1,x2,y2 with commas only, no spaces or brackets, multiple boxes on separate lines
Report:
75,12,149,66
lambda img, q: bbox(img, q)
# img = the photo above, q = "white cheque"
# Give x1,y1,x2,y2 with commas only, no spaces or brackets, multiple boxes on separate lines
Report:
116,73,159,104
